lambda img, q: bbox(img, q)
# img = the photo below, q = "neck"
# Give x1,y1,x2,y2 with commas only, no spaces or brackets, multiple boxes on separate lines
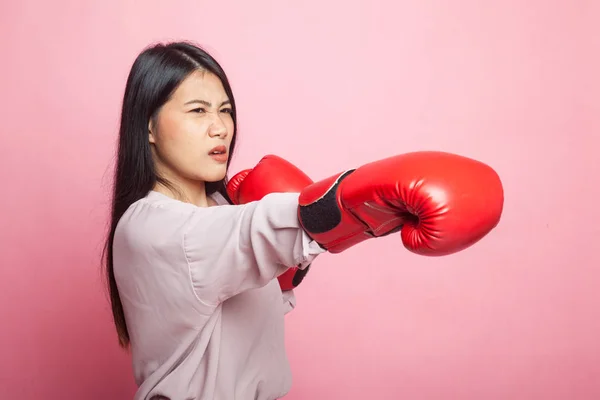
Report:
153,176,209,207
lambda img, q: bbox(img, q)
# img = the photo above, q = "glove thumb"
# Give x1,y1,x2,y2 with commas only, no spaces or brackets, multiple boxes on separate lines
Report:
226,169,252,204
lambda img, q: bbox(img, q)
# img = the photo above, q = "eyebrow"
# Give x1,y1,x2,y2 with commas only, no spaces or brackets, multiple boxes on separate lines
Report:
184,99,231,107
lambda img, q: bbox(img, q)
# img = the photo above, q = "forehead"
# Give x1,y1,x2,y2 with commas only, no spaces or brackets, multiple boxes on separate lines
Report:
171,70,228,102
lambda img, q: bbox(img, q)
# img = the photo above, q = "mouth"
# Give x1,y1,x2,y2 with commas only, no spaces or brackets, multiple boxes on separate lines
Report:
208,145,228,163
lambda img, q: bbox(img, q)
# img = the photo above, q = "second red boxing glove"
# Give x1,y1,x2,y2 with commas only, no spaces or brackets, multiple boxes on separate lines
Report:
226,155,315,291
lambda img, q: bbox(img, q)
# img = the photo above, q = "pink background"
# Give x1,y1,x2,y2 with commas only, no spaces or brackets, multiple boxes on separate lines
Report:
1,0,599,398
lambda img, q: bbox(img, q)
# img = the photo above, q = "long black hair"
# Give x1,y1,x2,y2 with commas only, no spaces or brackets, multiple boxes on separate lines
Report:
102,41,237,348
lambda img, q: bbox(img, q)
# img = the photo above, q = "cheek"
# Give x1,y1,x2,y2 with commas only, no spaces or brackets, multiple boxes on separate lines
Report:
156,114,183,142
160,116,204,146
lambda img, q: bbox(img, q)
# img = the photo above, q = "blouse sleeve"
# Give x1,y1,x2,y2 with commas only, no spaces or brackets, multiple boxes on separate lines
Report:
183,192,325,307
281,289,297,315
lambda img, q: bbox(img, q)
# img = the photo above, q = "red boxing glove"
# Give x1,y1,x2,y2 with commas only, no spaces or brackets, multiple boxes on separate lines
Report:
298,151,504,256
226,155,315,291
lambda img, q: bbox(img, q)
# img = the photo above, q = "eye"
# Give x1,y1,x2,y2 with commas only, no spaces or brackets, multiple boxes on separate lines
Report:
220,108,233,114
191,108,205,113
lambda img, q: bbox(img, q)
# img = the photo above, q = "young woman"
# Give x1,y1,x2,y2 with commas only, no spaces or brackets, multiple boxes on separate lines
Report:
103,40,503,400
103,41,325,400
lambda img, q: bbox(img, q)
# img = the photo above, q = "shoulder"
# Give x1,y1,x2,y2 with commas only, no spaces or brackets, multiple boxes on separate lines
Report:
113,191,239,253
114,191,198,252
120,190,196,225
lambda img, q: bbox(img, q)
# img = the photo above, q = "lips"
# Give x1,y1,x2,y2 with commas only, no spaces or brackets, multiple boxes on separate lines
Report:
208,145,228,163
208,145,227,155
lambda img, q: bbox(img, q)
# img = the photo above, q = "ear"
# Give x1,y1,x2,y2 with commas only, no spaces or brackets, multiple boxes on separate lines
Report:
148,119,156,144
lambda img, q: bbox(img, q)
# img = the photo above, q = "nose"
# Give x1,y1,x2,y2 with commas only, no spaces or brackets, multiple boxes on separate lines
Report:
208,114,228,138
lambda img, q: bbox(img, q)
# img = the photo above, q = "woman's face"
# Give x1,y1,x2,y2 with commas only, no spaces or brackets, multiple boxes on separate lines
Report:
149,69,234,188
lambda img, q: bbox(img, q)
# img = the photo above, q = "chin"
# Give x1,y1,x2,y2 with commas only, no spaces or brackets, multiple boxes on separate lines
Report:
202,171,227,183
192,162,227,183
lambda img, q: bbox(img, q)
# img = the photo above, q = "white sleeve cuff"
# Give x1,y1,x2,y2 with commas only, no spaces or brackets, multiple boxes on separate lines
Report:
296,229,327,269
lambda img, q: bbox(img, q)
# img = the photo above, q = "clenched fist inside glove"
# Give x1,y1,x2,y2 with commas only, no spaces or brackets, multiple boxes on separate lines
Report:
297,151,503,255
